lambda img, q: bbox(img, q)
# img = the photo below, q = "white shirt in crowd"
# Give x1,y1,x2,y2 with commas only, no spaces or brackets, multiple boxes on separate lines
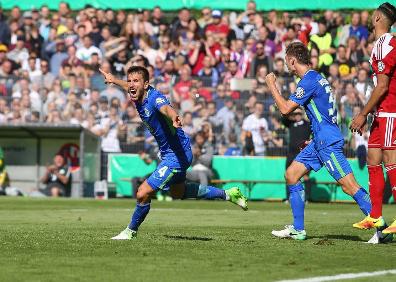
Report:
242,114,269,155
76,46,102,62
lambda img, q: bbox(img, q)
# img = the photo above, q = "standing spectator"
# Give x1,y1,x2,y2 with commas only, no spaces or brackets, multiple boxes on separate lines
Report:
241,102,269,156
186,131,214,186
50,41,68,76
282,108,311,201
349,12,369,43
309,18,335,75
212,97,235,140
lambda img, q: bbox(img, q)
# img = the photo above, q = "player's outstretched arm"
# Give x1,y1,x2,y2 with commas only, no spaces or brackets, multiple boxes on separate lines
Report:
159,105,183,128
350,74,389,134
265,73,299,115
99,68,129,92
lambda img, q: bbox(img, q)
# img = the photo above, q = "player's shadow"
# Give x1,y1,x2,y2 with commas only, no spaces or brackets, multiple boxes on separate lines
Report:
309,234,363,242
164,235,213,241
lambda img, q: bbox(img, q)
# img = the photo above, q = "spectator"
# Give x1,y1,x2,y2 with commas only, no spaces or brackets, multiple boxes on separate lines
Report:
186,131,214,186
205,10,229,39
223,133,242,156
76,35,102,64
309,18,335,75
282,108,311,201
241,102,269,156
249,41,273,77
334,45,357,80
41,154,71,197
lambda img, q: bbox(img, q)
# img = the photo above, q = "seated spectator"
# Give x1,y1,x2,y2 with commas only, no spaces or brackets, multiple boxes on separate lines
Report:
41,154,71,197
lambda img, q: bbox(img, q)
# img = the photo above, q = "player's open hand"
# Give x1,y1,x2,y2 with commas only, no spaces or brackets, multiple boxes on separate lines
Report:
349,113,367,135
265,73,277,86
173,115,183,128
99,68,115,84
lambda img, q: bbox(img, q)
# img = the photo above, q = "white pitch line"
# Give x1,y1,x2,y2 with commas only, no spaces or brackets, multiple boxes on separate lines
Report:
276,269,396,282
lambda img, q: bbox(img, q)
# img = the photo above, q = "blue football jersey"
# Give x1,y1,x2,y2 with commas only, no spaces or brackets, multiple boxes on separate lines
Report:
290,70,343,150
135,86,191,166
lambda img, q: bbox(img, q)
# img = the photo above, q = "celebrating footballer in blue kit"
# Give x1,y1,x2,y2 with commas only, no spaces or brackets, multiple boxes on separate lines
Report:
265,42,372,240
99,66,248,240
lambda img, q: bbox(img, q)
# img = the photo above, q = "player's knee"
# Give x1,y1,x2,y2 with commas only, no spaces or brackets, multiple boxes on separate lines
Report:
136,190,150,203
284,169,298,185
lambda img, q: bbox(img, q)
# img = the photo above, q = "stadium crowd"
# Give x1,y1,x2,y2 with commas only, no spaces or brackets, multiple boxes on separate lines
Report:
0,1,392,158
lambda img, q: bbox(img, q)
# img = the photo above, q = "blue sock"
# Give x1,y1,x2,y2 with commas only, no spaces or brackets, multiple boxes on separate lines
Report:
128,202,151,231
183,183,226,200
288,182,305,231
352,187,372,216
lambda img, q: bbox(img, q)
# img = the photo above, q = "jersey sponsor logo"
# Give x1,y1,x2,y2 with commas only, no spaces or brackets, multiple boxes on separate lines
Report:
295,87,304,98
378,60,385,72
156,97,166,105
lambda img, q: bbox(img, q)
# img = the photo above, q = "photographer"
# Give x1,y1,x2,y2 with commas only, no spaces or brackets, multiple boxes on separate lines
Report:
41,154,71,197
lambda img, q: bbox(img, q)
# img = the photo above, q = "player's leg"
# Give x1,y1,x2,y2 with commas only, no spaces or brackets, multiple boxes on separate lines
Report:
272,142,320,240
170,173,248,210
318,142,371,217
383,148,396,234
112,162,172,240
111,180,155,240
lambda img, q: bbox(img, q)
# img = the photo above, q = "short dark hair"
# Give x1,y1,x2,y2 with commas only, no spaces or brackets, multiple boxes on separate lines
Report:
127,66,149,82
378,2,396,25
286,42,311,65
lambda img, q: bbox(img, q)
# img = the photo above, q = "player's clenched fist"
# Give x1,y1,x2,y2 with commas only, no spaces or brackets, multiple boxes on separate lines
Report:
173,115,183,128
265,73,277,86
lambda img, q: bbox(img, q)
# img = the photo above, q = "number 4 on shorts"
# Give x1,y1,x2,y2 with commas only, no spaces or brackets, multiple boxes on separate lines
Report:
158,166,168,177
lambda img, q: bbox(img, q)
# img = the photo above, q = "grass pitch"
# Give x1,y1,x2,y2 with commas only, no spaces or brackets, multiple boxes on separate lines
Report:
0,198,395,282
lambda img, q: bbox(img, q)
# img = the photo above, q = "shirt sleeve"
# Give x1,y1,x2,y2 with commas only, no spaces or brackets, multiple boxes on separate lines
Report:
378,46,396,77
289,79,316,106
153,91,171,111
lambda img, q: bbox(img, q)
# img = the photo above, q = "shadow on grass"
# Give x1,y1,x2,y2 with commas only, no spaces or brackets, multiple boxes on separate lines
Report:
308,234,363,242
164,235,213,241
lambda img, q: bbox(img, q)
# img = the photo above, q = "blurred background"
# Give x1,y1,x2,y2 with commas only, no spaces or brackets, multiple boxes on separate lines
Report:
0,0,394,202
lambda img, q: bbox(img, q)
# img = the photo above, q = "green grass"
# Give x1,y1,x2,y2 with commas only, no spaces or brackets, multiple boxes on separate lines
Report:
0,198,395,282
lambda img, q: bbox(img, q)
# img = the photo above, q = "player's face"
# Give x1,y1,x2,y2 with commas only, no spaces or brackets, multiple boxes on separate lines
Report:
285,55,296,74
127,72,148,102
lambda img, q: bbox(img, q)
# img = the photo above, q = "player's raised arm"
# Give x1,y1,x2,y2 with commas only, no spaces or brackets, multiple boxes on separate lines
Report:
265,73,299,115
159,104,183,128
99,68,129,92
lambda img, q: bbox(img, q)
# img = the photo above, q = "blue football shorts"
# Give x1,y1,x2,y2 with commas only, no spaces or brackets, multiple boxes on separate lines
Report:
146,150,193,191
295,140,352,181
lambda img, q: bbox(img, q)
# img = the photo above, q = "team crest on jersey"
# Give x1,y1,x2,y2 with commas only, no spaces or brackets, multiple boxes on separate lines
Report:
378,61,385,72
156,97,165,105
295,87,305,98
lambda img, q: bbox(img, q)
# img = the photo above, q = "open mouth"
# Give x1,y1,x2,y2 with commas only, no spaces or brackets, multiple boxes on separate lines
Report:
128,88,137,99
